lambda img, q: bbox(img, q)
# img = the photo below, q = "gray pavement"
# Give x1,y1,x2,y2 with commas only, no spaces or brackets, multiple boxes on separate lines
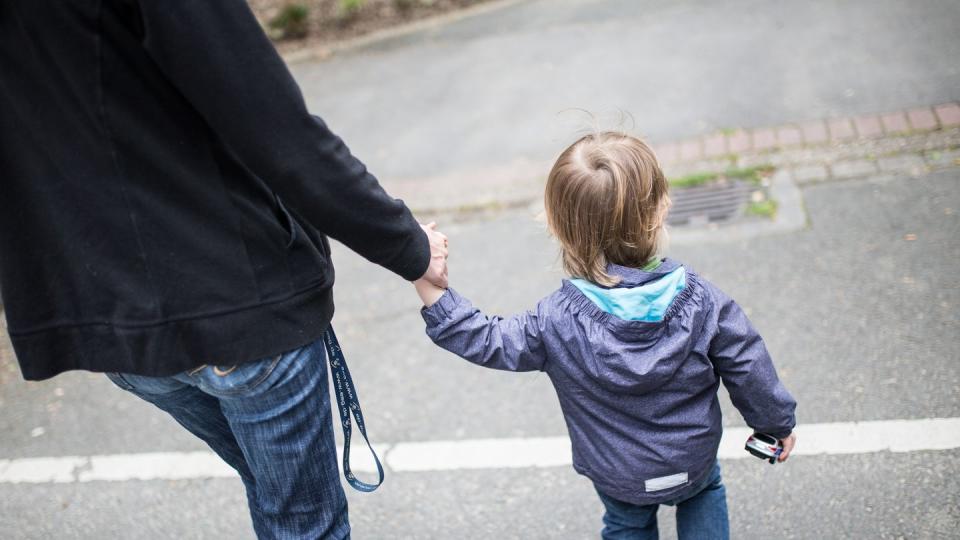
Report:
3,451,958,539
292,0,960,181
3,1,960,537
2,166,958,538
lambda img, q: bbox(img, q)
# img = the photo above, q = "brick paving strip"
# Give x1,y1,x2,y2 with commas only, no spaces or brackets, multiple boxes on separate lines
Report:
397,103,960,217
655,102,960,185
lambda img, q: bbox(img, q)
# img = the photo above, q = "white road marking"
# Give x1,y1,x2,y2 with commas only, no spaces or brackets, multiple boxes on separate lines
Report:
385,436,571,472
79,452,236,482
1,417,958,484
0,456,87,484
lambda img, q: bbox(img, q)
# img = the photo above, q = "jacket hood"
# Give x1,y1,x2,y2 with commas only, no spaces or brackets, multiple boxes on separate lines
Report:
564,259,699,394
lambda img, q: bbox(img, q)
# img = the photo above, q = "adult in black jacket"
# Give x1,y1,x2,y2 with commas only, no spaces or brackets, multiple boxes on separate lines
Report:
0,1,448,537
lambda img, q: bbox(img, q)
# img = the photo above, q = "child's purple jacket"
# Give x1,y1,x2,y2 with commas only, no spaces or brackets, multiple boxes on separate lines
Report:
421,259,796,505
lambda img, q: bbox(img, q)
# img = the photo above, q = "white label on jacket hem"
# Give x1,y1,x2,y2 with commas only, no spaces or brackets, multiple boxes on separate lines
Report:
645,472,688,492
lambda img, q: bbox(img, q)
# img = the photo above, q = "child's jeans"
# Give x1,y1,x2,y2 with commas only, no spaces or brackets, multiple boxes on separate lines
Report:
595,461,729,540
105,337,349,539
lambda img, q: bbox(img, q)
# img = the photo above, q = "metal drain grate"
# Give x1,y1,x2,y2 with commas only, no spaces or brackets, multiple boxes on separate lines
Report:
667,180,752,226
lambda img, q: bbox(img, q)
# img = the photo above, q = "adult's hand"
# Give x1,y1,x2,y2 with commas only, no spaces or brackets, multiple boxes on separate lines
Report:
419,222,448,288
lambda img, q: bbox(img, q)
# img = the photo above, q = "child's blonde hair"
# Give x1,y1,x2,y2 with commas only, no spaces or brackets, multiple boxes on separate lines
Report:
544,131,670,286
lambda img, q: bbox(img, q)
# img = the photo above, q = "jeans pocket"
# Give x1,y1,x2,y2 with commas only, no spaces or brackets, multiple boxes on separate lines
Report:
194,354,283,397
106,371,190,395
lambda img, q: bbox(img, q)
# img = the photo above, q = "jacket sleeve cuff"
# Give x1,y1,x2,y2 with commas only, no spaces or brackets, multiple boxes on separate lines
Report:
420,288,464,327
393,224,431,281
768,427,794,440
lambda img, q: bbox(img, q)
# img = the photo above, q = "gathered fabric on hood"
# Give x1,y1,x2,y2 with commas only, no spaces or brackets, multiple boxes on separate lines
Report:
422,259,797,506
570,265,687,322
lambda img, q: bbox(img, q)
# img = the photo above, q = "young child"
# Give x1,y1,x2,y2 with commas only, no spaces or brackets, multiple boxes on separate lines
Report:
414,131,797,540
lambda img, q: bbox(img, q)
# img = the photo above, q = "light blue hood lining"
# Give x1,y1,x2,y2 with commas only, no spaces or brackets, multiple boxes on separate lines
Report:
570,267,686,322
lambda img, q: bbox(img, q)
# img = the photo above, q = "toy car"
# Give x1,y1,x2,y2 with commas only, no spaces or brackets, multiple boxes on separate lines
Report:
745,432,783,464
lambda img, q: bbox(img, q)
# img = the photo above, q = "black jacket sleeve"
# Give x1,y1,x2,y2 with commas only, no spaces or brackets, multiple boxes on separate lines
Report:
133,0,429,280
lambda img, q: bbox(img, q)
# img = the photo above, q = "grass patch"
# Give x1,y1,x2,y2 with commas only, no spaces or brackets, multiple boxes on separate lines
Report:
746,199,778,218
268,3,311,40
726,164,775,181
669,171,718,188
669,164,774,188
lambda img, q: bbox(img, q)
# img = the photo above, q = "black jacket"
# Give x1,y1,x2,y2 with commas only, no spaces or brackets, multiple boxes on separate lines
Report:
0,0,430,380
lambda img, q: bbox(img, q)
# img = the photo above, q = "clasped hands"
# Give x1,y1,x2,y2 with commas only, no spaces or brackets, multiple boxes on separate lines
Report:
416,222,448,306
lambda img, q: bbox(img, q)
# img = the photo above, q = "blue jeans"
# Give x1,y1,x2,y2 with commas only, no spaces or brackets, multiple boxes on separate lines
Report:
595,461,729,540
106,338,349,539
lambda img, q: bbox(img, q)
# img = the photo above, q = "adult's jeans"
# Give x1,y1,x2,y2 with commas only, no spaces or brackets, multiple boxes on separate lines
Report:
595,461,729,540
106,337,349,539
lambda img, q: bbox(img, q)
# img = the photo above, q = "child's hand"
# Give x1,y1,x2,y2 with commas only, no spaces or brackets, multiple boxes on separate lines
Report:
419,221,449,288
415,277,446,307
414,222,448,307
778,432,797,462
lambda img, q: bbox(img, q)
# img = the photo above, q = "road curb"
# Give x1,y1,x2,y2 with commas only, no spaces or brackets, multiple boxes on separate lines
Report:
400,105,960,218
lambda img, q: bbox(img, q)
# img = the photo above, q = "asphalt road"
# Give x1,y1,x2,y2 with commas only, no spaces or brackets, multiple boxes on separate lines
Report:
2,167,958,538
2,0,960,537
291,0,960,180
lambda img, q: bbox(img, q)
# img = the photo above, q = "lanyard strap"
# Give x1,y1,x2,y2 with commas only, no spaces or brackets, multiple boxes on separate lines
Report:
323,327,384,492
